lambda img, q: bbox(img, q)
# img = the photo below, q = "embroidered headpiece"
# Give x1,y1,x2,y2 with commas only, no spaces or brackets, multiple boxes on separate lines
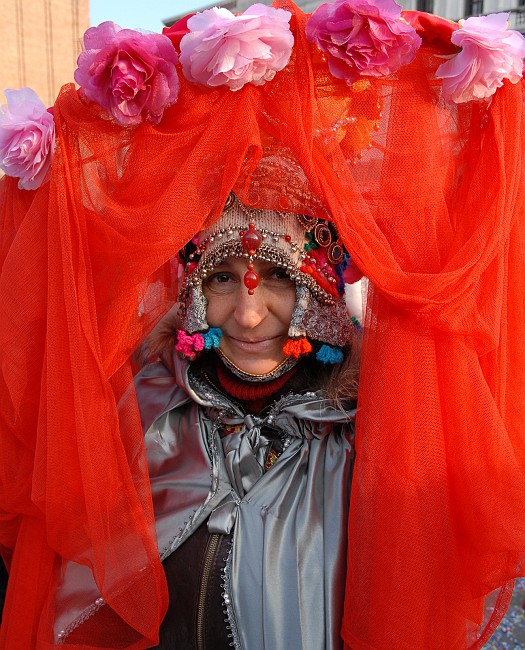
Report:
176,192,355,368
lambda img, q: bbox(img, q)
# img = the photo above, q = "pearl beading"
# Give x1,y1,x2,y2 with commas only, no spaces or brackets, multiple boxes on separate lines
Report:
180,240,335,306
192,224,302,259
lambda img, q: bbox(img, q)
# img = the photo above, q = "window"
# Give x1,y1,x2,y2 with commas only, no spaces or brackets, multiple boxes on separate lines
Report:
465,0,484,16
416,0,434,11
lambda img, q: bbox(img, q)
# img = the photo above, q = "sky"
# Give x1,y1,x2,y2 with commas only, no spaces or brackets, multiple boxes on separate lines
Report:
89,0,212,32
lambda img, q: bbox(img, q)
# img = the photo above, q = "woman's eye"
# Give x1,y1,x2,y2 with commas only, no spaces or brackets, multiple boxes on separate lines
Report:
269,267,291,281
205,271,236,284
204,271,237,294
264,267,294,289
211,273,231,283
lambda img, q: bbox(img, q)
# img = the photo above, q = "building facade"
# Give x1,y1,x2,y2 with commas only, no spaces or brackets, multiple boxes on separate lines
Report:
164,0,525,32
1,0,90,109
398,0,525,30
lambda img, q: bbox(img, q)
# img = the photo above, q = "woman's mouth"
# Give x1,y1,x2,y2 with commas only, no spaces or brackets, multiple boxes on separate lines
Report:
226,335,281,354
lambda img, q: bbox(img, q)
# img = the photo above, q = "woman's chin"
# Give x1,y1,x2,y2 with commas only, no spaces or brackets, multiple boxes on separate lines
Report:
237,358,286,376
219,346,287,376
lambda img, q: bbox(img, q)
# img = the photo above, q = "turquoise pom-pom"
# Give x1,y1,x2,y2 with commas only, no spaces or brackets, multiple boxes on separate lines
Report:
203,327,223,350
316,344,344,365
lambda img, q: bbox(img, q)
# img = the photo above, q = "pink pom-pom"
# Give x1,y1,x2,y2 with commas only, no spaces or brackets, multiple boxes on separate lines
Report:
175,330,205,359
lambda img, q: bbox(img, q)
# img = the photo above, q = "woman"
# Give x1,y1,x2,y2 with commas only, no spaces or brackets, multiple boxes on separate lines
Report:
139,196,359,649
56,192,359,648
0,1,524,649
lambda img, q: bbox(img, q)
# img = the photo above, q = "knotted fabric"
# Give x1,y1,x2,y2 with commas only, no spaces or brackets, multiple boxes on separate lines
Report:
209,414,272,533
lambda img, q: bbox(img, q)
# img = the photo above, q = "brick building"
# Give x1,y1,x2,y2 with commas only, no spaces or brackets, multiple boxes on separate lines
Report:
1,0,89,109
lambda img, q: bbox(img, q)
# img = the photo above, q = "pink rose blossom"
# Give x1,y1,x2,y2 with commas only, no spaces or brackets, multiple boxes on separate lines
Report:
0,88,55,191
179,4,294,91
306,0,421,84
436,13,525,103
75,22,180,126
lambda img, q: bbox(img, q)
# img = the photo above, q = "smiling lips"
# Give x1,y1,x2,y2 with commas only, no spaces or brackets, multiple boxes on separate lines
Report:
226,335,282,354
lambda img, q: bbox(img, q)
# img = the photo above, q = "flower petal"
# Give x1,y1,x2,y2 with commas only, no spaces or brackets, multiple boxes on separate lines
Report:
75,23,180,126
306,0,421,85
0,87,55,190
437,12,525,103
180,5,293,90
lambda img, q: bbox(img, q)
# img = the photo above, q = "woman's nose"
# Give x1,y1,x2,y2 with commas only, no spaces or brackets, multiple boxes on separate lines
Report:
233,287,268,329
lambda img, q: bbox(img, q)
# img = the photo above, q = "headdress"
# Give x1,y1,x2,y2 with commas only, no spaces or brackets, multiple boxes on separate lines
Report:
0,2,524,650
176,190,354,368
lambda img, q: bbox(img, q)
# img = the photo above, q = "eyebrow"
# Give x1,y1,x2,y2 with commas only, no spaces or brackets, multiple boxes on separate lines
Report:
210,262,234,271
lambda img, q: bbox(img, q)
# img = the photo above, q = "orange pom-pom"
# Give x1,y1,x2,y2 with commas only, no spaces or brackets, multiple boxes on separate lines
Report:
282,337,313,359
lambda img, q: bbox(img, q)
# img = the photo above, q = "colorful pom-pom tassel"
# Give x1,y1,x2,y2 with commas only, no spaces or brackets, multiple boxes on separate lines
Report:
316,344,344,364
176,330,205,360
350,316,363,333
203,327,223,350
283,337,313,359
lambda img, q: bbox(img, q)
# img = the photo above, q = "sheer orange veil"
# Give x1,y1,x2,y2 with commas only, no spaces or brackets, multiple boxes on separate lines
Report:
0,3,524,648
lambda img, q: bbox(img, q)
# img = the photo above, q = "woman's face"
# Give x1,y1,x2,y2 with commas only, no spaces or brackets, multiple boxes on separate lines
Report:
203,257,297,375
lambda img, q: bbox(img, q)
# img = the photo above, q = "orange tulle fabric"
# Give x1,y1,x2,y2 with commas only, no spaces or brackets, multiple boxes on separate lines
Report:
0,3,524,649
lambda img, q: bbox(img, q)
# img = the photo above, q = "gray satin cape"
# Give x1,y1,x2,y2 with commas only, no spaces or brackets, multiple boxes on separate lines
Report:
53,354,355,650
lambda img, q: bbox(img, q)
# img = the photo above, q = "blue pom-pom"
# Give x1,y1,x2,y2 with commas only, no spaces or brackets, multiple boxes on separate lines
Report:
316,344,344,364
203,327,222,350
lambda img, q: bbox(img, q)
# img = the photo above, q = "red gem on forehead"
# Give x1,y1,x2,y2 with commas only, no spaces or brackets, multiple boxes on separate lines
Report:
241,222,263,256
244,269,260,295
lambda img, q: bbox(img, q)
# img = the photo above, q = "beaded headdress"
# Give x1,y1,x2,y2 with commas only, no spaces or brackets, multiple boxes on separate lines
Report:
176,191,354,368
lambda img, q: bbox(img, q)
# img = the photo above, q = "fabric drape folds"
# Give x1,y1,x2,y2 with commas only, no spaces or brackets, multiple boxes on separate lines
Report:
0,3,523,648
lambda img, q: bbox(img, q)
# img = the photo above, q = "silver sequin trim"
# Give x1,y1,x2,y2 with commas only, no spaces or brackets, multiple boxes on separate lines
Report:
57,597,105,644
288,284,309,339
222,540,242,649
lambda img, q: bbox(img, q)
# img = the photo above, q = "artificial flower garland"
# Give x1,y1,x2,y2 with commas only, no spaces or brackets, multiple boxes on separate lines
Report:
305,0,422,83
0,88,55,190
435,12,525,102
179,4,295,90
74,21,180,126
1,1,525,190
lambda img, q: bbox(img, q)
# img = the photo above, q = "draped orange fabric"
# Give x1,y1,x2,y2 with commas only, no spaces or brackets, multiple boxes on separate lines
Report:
0,3,524,648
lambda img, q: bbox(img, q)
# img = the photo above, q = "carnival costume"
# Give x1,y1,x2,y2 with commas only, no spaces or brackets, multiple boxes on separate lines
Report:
51,191,358,648
0,1,525,649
